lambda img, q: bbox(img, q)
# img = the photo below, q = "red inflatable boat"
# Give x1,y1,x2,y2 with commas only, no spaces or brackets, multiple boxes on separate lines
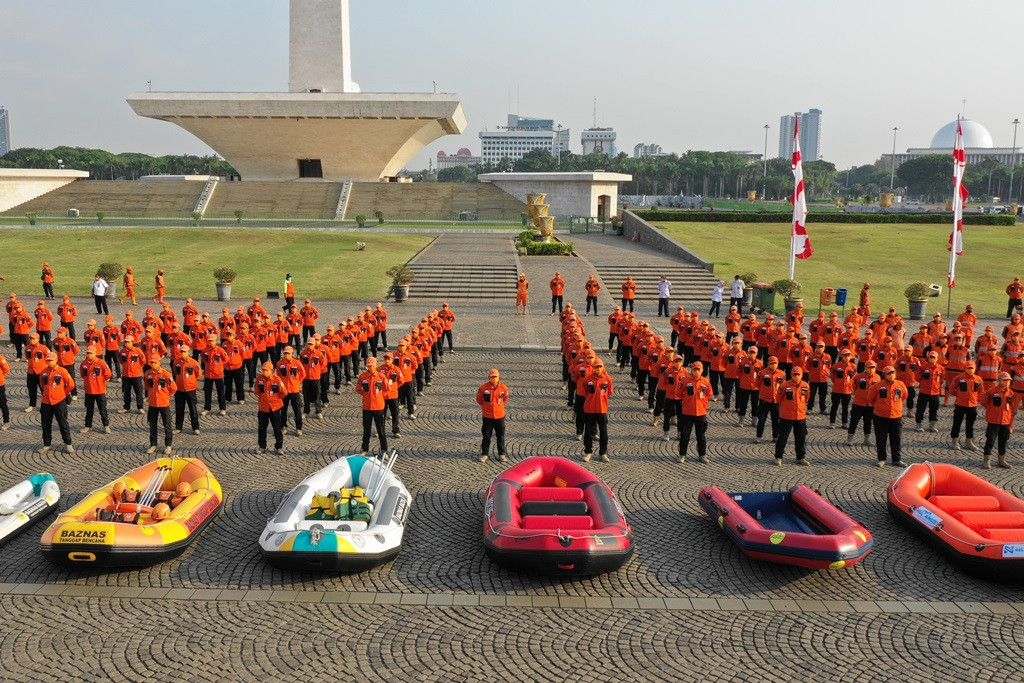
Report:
483,456,633,575
699,485,873,570
888,463,1024,580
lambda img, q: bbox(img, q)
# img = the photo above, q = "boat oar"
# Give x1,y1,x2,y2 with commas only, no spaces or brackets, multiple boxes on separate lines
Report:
370,450,398,502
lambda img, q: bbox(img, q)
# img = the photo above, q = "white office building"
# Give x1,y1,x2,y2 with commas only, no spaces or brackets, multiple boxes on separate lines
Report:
581,128,616,156
779,108,822,161
478,114,570,166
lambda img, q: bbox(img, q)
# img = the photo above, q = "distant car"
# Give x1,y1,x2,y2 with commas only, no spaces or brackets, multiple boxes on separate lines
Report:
986,206,1009,214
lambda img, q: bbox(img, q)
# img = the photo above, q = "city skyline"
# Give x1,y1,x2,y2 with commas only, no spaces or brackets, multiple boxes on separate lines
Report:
2,1,1024,171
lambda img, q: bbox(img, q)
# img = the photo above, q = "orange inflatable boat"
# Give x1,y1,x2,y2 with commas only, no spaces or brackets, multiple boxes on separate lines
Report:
40,457,223,567
888,463,1024,580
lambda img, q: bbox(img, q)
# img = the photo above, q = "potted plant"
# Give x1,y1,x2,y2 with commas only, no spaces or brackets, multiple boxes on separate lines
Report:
234,210,245,224
387,264,415,303
97,262,123,298
214,268,237,301
374,210,384,225
772,278,803,313
904,282,931,320
191,211,202,226
739,271,757,309
355,214,367,228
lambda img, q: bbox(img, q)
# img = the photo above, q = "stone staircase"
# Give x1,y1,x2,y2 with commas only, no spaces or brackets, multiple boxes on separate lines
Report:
406,264,519,300
590,264,721,306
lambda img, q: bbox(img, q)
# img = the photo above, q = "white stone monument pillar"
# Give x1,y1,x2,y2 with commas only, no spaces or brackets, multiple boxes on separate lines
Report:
289,0,360,93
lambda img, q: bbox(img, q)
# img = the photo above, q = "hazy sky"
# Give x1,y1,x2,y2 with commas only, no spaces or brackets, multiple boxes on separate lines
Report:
4,0,1024,170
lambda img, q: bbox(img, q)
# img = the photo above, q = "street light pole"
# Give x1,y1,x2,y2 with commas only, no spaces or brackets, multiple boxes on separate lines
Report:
762,124,769,199
1009,118,1020,205
556,124,562,168
890,126,898,190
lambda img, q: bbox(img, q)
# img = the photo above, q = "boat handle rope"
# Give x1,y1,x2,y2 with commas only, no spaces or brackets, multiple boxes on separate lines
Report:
486,518,629,542
890,486,1005,553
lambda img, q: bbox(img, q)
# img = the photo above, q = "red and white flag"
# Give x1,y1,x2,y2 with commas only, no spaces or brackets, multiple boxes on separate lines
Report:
948,118,969,288
789,116,812,277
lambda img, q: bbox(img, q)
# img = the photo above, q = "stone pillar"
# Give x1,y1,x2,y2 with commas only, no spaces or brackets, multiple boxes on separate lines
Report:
289,0,360,94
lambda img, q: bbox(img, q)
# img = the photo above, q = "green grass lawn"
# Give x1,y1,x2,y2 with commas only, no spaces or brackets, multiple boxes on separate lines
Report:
657,221,1023,318
0,228,433,300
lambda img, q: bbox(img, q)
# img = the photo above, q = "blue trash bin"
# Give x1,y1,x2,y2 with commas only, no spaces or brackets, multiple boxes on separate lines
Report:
835,288,848,306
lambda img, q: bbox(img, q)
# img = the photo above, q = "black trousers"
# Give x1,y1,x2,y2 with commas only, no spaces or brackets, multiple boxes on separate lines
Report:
950,405,977,439
984,423,1011,456
11,333,27,359
574,395,586,436
84,393,109,428
281,392,303,430
302,379,322,415
636,369,649,397
123,376,144,410
38,330,51,347
361,409,388,452
708,300,721,317
43,282,54,299
551,295,563,313
244,358,257,387
61,365,77,396
658,298,670,317
756,401,779,439
27,372,40,408
915,394,941,424
621,298,634,312
41,401,71,446
203,377,226,411
385,398,400,434
721,377,737,409
679,414,708,458
874,415,902,463
775,418,807,461
64,322,76,340
583,412,608,456
737,388,759,418
482,416,506,456
647,375,658,409
224,368,244,402
148,406,173,447
586,296,598,314
608,334,617,351
94,295,108,314
319,374,331,404
809,382,828,413
0,385,8,423
1009,298,1022,318
398,383,415,415
442,329,453,352
653,389,667,417
175,390,200,430
105,350,121,378
662,398,680,433
283,296,294,311
258,409,283,449
376,330,388,350
848,404,873,435
710,370,723,397
730,297,743,315
302,325,316,343
830,393,851,425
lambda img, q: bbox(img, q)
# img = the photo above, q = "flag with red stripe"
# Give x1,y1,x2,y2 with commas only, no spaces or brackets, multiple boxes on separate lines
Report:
790,117,812,270
948,118,969,288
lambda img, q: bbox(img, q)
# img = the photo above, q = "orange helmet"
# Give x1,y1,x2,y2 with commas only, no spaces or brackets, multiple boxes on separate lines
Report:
151,503,171,521
111,481,127,502
175,482,192,498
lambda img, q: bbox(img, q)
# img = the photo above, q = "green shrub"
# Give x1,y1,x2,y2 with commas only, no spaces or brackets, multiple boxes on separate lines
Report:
234,210,244,224
771,278,802,299
386,264,415,285
739,272,758,286
904,282,931,300
525,241,574,256
96,211,105,223
191,212,202,225
25,211,39,225
213,268,237,283
374,210,384,224
635,209,1017,225
355,214,367,228
96,262,123,281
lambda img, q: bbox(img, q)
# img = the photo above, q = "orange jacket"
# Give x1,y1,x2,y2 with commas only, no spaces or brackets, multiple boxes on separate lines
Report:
53,337,79,366
12,311,33,335
253,373,287,413
0,356,8,387
34,307,53,332
477,381,509,419
820,322,842,347
276,357,306,394
123,272,137,292
57,303,77,324
201,345,228,380
182,304,199,327
776,379,809,420
173,356,201,392
39,365,74,405
103,325,122,351
119,346,147,378
621,280,636,299
855,337,878,364
140,335,167,361
79,358,112,395
977,352,1003,384
380,362,402,399
218,316,236,341
299,346,325,381
807,351,831,384
661,366,686,399
166,332,191,360
300,305,320,326
946,373,983,407
373,308,388,331
549,277,565,296
680,374,713,416
356,369,387,411
982,388,1019,425
868,379,907,418
852,371,881,406
222,340,243,370
121,318,143,341
945,345,970,373
26,343,48,375
83,328,104,351
738,356,763,391
758,368,786,403
830,360,857,394
1007,282,1024,298
585,278,600,296
42,266,54,284
144,367,176,408
582,370,613,413
247,303,266,321
895,356,919,387
915,361,945,395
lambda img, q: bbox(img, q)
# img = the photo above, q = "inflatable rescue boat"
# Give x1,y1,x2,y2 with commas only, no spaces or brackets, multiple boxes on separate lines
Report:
699,485,874,569
0,473,60,545
483,456,633,575
40,457,222,567
888,463,1024,580
260,452,411,572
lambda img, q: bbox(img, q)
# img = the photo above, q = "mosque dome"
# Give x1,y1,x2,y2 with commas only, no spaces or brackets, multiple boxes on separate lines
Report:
930,119,993,149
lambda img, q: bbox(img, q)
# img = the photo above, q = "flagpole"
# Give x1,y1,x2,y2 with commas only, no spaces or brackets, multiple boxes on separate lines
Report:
789,232,796,280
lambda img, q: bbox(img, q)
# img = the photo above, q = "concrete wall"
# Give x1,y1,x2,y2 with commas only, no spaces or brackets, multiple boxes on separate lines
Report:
0,169,90,212
622,210,714,272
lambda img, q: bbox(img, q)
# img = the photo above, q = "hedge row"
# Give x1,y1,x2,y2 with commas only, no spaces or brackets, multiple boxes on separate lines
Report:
633,210,1017,226
526,241,574,256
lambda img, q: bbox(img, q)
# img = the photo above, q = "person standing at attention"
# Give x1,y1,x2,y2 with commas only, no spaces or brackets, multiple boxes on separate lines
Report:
621,276,636,313
585,273,601,316
152,270,166,305
515,273,529,315
709,280,724,318
92,274,109,315
476,368,509,463
729,275,745,315
1006,276,1024,319
657,275,672,317
41,262,55,300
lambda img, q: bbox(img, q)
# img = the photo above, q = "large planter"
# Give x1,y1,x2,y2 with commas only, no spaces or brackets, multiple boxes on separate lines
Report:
908,299,927,320
105,283,117,298
394,284,410,302
783,297,803,313
216,282,233,301
741,288,753,307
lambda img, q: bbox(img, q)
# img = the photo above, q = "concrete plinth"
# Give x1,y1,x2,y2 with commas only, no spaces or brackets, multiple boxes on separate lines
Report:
479,172,631,219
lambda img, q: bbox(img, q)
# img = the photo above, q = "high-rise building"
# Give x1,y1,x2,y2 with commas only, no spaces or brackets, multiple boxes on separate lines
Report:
581,128,616,156
633,143,664,158
778,108,822,162
0,107,10,156
478,114,570,166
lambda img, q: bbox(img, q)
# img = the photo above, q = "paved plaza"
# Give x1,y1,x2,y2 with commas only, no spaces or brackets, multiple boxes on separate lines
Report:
2,238,1024,681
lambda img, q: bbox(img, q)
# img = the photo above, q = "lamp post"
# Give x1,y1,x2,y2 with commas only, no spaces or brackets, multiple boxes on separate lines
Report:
890,126,898,190
1009,118,1020,205
556,124,562,168
762,124,769,200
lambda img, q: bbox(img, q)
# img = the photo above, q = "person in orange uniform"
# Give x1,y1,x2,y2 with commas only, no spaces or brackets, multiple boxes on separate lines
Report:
282,274,295,312
981,372,1019,469
41,262,55,300
549,272,566,316
582,359,613,462
438,302,456,354
253,361,286,455
120,266,138,305
620,276,636,313
222,331,245,404
10,302,33,361
755,356,785,443
977,346,1003,389
721,337,744,413
152,269,166,304
914,350,945,432
394,340,418,420
247,297,266,324
1007,276,1024,319
0,352,9,430
299,299,319,343
158,302,177,346
373,302,389,352
659,355,686,438
143,353,176,455
678,361,713,464
34,300,54,347
947,361,983,451
735,345,762,427
102,316,123,379
515,273,529,315
585,273,601,316
894,346,919,414
300,338,326,420
276,346,305,436
38,351,75,454
356,356,388,455
380,352,403,440
828,348,857,429
867,366,908,467
172,346,202,436
57,296,78,340
774,365,810,466
53,327,79,400
858,283,871,317
79,346,112,434
24,333,49,412
806,341,832,415
201,335,229,416
956,304,977,345
847,360,881,446
476,368,509,463
83,318,104,355
121,310,143,344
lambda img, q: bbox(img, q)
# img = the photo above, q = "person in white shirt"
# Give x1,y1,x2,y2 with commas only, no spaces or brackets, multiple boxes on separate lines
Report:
92,275,109,315
710,280,725,317
657,276,672,317
730,275,746,315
